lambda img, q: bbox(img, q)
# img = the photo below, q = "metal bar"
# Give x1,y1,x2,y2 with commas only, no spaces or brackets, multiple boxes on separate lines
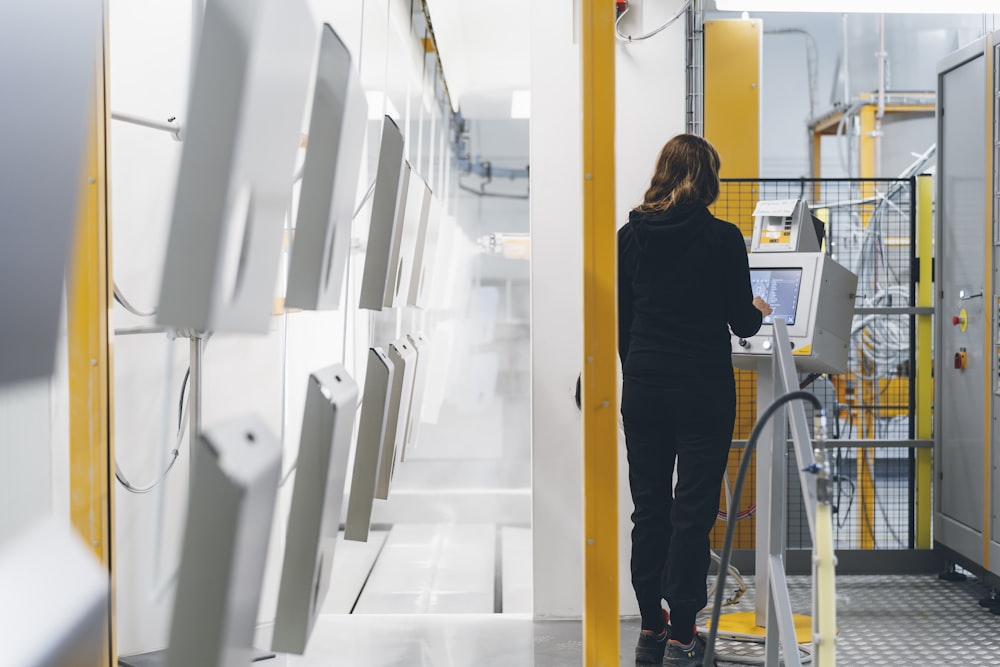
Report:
982,32,995,570
852,306,933,315
755,357,777,628
580,0,618,664
908,176,917,549
732,438,934,449
110,110,182,140
114,326,169,336
915,174,934,549
189,337,202,475
769,556,804,667
67,5,115,663
774,320,817,537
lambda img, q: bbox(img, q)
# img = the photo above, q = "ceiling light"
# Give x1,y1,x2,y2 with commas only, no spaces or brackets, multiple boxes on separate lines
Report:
511,90,530,119
716,0,998,11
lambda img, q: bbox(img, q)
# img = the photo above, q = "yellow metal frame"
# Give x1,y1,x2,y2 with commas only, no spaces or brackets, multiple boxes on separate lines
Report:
67,3,115,664
914,174,933,550
581,1,618,664
810,99,936,179
812,98,936,550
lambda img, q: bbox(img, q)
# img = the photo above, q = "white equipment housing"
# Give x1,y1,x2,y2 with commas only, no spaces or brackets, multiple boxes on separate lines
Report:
732,199,857,375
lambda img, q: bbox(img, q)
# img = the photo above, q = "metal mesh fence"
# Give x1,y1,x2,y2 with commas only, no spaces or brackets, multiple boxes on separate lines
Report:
710,178,918,552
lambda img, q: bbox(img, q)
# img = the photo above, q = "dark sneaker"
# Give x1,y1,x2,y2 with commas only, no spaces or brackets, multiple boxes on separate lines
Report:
634,627,668,665
664,634,717,666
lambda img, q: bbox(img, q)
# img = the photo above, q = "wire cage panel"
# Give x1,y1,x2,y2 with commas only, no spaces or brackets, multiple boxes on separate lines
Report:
711,178,919,553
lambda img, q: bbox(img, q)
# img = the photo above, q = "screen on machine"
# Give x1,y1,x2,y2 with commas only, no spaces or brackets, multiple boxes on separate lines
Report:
750,268,803,326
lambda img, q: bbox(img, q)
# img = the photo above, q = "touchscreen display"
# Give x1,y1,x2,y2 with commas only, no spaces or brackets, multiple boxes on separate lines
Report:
750,268,803,325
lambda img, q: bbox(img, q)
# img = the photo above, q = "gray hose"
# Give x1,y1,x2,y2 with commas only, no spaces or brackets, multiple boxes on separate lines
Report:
703,391,822,667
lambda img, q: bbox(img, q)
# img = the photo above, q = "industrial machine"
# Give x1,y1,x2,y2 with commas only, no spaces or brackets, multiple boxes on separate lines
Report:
721,199,857,666
934,33,1000,580
732,199,858,374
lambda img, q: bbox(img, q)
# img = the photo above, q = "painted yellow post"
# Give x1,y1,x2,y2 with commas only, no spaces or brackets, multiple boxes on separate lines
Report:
704,19,760,551
914,174,933,549
581,0,618,665
857,104,877,549
67,3,115,664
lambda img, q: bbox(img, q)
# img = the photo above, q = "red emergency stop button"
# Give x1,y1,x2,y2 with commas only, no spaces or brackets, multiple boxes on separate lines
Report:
952,315,962,325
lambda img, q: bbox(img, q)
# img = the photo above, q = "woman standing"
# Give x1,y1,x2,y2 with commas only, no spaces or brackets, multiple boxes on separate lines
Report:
618,134,771,666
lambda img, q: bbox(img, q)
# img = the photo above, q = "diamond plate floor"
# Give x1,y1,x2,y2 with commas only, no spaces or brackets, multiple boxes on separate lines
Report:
700,573,1000,666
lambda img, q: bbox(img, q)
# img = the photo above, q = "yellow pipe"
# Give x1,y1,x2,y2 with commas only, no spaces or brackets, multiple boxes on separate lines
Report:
814,501,837,666
914,174,933,549
67,3,115,664
983,33,995,569
581,1,618,664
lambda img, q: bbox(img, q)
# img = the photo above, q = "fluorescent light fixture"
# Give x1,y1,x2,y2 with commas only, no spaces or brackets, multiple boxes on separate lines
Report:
510,90,530,119
716,0,998,10
366,91,401,120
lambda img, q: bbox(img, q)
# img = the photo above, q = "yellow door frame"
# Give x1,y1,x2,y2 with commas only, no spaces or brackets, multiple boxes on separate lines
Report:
67,2,116,664
581,1,618,664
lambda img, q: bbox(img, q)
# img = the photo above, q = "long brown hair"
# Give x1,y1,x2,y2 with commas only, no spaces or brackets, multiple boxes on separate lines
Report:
635,134,721,213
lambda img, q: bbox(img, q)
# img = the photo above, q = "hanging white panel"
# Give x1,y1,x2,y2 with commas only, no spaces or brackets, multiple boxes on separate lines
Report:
344,348,393,541
285,24,368,312
273,365,358,654
359,118,407,311
374,339,416,499
166,415,281,667
157,0,315,333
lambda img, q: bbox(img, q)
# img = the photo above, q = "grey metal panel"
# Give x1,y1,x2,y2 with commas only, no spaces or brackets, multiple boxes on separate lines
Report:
285,24,367,312
375,340,417,499
409,195,442,308
156,0,314,333
167,415,281,667
0,519,107,667
936,46,987,536
344,348,393,541
359,118,406,311
272,365,358,654
937,514,985,567
0,0,99,383
403,333,430,457
385,172,429,308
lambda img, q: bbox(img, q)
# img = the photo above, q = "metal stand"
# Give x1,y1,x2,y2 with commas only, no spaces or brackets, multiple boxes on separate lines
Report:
119,332,276,666
753,320,826,667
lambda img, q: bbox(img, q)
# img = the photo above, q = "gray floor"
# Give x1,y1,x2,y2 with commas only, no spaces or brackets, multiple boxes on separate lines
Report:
255,574,1000,666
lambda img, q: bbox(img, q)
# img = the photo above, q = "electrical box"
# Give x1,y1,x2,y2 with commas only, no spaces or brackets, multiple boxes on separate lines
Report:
934,33,1000,577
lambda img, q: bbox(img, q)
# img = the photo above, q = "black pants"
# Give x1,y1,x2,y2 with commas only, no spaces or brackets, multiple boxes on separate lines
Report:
621,374,735,636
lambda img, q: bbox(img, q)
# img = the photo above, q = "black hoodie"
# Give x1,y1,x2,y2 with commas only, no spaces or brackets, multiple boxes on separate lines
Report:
618,204,762,381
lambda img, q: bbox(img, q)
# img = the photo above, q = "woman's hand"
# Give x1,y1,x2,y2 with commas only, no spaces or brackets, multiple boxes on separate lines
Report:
753,296,773,317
